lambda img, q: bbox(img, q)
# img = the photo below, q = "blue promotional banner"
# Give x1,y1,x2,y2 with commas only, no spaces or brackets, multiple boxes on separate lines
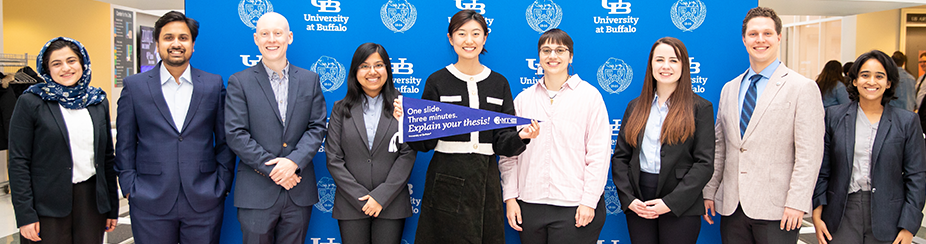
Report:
184,0,757,243
400,96,533,142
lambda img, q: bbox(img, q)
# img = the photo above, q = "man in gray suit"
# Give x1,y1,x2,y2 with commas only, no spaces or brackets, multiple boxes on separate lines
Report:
225,12,327,244
702,7,824,244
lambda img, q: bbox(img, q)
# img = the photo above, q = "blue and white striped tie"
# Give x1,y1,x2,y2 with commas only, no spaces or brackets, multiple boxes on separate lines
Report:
740,75,761,137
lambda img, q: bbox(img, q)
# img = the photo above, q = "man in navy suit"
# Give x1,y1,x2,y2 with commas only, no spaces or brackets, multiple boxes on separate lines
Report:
225,12,328,244
115,11,235,244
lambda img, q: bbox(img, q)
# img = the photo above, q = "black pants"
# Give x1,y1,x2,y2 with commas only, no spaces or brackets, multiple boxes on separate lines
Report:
22,177,106,244
338,218,405,244
517,198,606,244
720,204,799,244
238,190,313,244
624,172,701,244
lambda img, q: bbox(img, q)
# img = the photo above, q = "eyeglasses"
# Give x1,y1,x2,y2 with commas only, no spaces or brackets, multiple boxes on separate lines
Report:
540,47,570,56
359,63,386,71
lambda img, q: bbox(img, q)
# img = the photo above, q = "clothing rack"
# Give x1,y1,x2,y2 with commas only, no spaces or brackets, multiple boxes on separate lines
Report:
0,53,31,75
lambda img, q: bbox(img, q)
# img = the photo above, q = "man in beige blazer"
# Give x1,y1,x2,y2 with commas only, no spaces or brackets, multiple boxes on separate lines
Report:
702,7,824,244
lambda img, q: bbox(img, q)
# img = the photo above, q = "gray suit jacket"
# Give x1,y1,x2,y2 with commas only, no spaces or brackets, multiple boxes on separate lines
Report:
325,98,416,220
226,61,327,209
703,64,825,220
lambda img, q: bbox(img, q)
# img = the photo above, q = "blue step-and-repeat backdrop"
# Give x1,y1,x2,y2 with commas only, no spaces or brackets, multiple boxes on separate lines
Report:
185,0,756,243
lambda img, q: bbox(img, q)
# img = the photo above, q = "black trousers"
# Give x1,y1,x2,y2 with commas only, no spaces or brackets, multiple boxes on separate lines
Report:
22,177,106,244
624,172,701,244
238,190,313,244
720,204,799,244
338,218,405,244
517,197,606,244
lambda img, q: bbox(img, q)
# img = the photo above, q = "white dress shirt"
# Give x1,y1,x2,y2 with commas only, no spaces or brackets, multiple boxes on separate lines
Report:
160,64,194,131
59,105,95,183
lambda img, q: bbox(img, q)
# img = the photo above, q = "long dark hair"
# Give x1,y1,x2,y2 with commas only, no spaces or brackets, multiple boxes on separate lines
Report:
815,60,843,95
335,43,399,118
623,37,696,147
846,50,898,105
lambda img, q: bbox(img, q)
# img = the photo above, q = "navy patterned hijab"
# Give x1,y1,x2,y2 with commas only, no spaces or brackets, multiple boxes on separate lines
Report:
25,37,105,109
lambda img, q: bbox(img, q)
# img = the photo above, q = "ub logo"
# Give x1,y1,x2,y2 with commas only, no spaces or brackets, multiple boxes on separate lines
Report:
380,0,417,33
604,179,622,215
312,0,341,13
670,0,707,32
238,0,273,29
525,0,562,33
456,0,486,15
239,55,262,67
597,57,633,94
315,177,337,213
391,58,414,75
526,59,543,75
311,56,346,92
602,0,631,14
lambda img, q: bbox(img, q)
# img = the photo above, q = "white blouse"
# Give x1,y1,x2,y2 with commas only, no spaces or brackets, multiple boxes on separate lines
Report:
59,104,95,183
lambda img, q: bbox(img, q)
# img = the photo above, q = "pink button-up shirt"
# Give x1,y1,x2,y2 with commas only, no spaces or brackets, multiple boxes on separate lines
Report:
499,74,611,208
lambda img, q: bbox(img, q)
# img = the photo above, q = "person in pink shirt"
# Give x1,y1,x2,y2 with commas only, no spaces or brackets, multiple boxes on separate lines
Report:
611,37,715,244
498,28,610,244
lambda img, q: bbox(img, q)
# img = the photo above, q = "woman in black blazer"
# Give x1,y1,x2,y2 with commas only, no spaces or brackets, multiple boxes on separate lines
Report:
611,37,714,244
812,50,926,244
325,43,416,244
9,37,118,243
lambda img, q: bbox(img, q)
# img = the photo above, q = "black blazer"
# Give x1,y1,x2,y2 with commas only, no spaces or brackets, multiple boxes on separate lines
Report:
325,97,416,220
9,93,118,227
813,102,926,241
611,95,715,217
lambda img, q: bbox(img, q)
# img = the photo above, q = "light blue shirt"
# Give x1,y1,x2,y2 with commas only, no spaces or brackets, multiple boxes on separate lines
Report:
738,59,780,115
362,94,383,150
639,95,669,174
159,64,193,132
263,62,290,122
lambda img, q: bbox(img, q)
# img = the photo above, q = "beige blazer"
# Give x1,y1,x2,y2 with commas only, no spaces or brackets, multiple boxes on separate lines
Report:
702,64,824,220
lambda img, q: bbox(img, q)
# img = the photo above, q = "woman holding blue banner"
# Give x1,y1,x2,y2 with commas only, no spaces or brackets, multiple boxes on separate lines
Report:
326,43,416,244
611,37,715,244
393,9,539,244
498,28,611,244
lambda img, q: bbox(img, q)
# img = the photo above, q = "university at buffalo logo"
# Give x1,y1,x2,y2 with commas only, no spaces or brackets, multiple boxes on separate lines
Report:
605,179,622,215
525,0,562,33
314,177,337,213
238,0,273,29
670,0,707,32
597,57,633,94
381,0,417,33
311,56,346,92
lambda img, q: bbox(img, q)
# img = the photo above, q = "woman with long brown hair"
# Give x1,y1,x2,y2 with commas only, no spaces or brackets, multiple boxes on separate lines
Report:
817,60,850,108
611,37,714,244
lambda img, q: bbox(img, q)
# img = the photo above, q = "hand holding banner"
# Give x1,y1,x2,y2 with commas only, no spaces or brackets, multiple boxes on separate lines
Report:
397,96,534,143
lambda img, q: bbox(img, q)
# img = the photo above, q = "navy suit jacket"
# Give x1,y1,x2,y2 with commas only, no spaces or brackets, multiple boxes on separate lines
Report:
115,64,236,215
225,61,327,209
813,102,926,241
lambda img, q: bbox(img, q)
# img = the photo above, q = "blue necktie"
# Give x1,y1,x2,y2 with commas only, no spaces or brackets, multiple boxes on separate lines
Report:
740,75,761,137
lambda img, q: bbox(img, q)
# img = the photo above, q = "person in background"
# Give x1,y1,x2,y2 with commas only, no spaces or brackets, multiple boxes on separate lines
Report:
889,51,915,111
9,37,118,243
817,60,850,108
499,28,609,244
612,37,714,244
392,9,540,243
812,50,925,244
913,52,926,111
702,7,825,244
326,43,416,244
844,62,855,86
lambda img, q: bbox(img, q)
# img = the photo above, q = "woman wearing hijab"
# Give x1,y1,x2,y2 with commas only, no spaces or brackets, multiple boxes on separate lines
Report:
9,37,118,243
